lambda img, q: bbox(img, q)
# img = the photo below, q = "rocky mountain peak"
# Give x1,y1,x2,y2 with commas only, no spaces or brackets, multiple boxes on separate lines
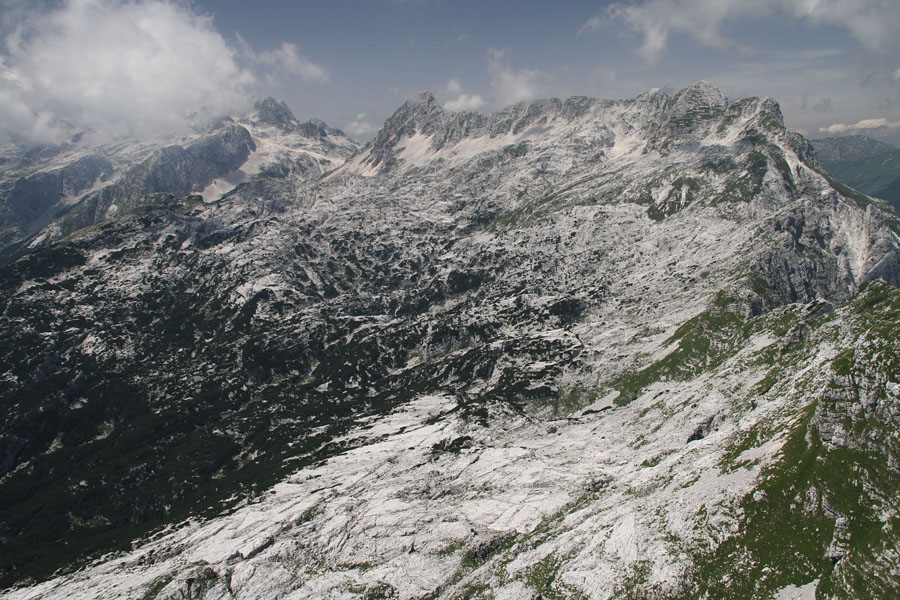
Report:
665,80,728,132
252,96,299,129
675,80,726,105
295,118,350,141
384,90,445,134
409,89,440,107
635,87,670,108
344,81,812,176
355,91,447,171
757,96,784,124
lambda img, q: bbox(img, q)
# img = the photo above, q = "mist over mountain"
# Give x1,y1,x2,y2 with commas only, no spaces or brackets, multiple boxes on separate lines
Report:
1,82,899,600
0,96,357,257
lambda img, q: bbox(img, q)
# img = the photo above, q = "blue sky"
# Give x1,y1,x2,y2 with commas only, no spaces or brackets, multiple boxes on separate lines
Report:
2,0,899,144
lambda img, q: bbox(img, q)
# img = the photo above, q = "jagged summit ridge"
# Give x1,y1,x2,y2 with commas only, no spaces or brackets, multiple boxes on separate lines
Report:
673,80,727,108
362,91,446,169
382,91,444,131
251,96,351,140
344,81,788,175
0,96,360,254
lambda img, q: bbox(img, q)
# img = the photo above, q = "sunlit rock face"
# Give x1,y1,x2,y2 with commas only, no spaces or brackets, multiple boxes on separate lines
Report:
0,97,358,253
1,84,899,600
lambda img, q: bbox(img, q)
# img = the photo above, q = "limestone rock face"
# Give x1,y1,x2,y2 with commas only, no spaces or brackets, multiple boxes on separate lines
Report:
6,154,111,220
2,83,900,599
664,80,729,133
252,96,300,130
0,97,358,254
0,154,112,249
114,123,256,198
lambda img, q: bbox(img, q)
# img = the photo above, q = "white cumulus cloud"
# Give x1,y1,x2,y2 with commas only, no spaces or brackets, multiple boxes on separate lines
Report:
488,48,543,105
584,0,900,64
252,41,329,83
0,0,258,144
442,78,485,112
345,113,375,137
820,117,900,133
445,93,485,112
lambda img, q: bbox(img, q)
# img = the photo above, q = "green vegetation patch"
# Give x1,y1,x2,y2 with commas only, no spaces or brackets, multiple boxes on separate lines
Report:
647,177,701,221
679,398,900,599
550,386,600,417
491,174,601,229
677,281,900,599
140,573,175,600
677,404,834,600
521,553,588,600
713,150,768,205
612,307,746,406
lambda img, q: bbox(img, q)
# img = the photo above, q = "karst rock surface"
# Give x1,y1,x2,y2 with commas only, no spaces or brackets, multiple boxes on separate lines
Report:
2,83,899,600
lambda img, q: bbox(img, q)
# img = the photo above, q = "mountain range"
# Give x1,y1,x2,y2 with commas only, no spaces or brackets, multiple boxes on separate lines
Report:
809,135,900,212
1,82,899,600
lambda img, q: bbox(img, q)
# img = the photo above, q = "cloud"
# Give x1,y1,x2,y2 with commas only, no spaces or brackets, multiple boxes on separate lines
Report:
442,78,484,112
585,0,900,64
582,0,753,63
446,79,463,95
445,93,485,112
345,113,375,137
0,0,262,145
820,117,900,133
252,41,329,83
790,0,900,51
488,48,543,105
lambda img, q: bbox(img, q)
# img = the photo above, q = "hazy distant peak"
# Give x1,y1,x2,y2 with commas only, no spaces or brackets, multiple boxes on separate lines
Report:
252,96,299,129
680,80,721,95
409,90,439,105
809,134,896,162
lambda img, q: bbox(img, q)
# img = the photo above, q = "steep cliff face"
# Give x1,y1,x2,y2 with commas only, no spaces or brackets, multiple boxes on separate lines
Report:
0,98,358,257
1,84,899,599
90,123,257,214
4,155,112,222
0,154,113,252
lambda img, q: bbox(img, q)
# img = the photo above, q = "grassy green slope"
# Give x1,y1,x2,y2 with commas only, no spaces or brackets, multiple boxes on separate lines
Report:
675,281,900,599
